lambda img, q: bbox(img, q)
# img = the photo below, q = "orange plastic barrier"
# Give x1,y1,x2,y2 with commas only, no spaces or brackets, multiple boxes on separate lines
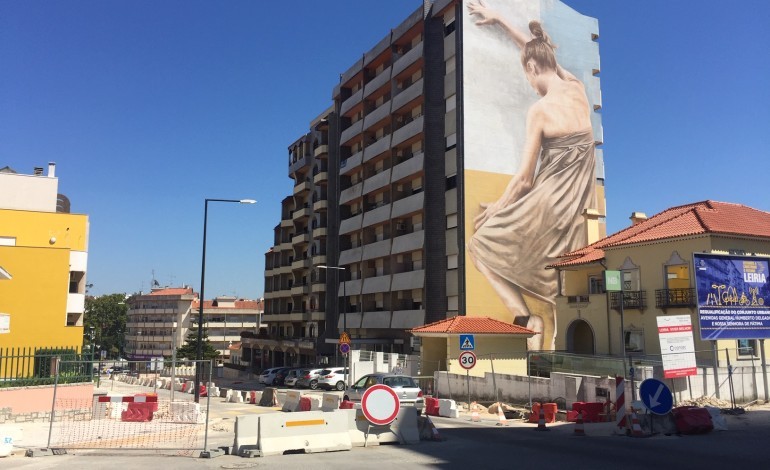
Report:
299,396,312,412
121,402,154,422
528,402,541,423
543,403,557,423
339,400,355,410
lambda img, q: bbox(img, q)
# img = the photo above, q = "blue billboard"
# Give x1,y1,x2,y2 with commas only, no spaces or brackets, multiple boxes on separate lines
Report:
694,253,770,340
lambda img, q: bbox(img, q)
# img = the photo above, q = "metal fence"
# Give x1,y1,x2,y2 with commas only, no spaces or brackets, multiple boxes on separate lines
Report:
41,358,213,456
0,346,91,387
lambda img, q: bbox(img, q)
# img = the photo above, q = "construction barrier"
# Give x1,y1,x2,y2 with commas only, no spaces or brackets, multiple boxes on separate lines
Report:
321,393,341,412
300,396,312,412
438,399,459,418
616,376,627,430
169,402,201,424
258,410,352,456
282,390,302,412
425,397,440,416
232,414,260,457
347,407,420,446
259,387,279,407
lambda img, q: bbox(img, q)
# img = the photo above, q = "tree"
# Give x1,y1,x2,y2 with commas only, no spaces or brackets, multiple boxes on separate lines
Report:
176,327,220,360
84,293,128,359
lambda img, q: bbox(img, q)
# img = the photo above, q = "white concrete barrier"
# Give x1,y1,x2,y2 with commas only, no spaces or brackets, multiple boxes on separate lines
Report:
282,390,302,412
438,399,459,418
0,425,21,457
347,407,420,446
169,402,201,423
321,393,340,412
258,410,352,456
307,395,322,411
232,414,260,457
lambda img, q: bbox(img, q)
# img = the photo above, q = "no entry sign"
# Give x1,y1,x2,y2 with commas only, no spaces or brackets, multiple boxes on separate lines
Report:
361,384,400,426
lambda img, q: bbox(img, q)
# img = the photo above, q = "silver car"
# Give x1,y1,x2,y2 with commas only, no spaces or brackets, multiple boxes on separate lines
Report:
295,367,325,389
343,374,424,414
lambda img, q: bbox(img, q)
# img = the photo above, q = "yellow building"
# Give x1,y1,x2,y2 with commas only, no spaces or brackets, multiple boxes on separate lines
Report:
551,200,770,368
0,163,89,357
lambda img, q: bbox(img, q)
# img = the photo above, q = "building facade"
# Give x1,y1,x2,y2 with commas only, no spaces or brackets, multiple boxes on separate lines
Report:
0,163,89,354
259,0,606,362
551,201,770,367
125,287,262,361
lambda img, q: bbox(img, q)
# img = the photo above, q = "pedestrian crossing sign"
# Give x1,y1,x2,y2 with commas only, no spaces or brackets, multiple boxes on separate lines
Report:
459,334,475,351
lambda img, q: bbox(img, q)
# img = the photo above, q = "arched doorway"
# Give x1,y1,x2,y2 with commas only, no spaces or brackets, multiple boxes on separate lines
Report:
566,319,595,355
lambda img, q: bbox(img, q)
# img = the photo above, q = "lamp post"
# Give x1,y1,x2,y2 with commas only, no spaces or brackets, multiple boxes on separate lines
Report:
316,265,348,387
194,198,256,403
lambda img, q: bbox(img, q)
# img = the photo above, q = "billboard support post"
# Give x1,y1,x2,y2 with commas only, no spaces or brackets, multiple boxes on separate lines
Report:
712,342,720,399
761,339,769,402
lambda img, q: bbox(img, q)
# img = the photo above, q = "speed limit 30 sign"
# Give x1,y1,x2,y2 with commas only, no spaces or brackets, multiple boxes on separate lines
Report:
459,351,477,370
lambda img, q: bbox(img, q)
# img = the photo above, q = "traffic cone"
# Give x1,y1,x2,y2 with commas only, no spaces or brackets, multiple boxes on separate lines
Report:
470,402,480,422
496,402,508,426
629,409,644,437
534,405,549,431
574,410,586,436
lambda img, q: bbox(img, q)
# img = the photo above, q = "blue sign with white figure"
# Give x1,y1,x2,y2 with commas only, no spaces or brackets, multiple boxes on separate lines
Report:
459,334,475,351
639,378,673,415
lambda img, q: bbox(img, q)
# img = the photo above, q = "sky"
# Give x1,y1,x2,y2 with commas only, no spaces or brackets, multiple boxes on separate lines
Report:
2,0,769,300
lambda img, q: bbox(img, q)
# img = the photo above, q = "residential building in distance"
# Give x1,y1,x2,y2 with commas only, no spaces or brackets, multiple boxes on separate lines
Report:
125,287,262,362
551,200,770,366
0,162,89,354
258,0,606,364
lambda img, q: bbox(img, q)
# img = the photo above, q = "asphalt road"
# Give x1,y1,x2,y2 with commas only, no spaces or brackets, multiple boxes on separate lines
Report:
4,377,769,469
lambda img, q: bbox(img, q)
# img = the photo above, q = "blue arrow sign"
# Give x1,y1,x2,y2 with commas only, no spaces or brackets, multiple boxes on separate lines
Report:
639,378,673,415
459,334,475,351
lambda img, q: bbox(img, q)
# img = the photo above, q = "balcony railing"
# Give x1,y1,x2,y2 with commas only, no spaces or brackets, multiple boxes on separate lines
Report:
609,291,647,310
567,295,590,304
655,288,696,308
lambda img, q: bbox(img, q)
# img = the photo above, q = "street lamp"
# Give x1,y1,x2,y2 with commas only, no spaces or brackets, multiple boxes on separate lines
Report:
194,198,256,403
316,265,348,386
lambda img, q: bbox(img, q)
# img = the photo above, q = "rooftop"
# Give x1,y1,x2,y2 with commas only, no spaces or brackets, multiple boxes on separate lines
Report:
410,316,535,336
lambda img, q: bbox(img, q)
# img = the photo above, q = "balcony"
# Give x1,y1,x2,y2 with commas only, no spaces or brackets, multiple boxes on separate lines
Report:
362,202,391,228
392,151,424,182
290,284,310,296
291,258,311,271
67,293,85,314
340,181,363,205
311,281,326,293
289,155,310,174
391,115,423,148
280,218,293,228
340,150,363,176
340,88,364,116
362,168,391,196
392,269,425,291
392,78,423,112
340,120,364,146
293,180,310,196
567,295,590,305
292,207,311,221
655,288,696,308
362,310,392,329
392,41,423,77
292,232,310,245
312,226,327,238
362,274,392,294
311,254,327,265
339,213,363,235
313,171,328,184
391,191,424,219
339,246,363,265
363,65,392,99
313,200,328,212
610,291,647,310
363,134,391,162
391,229,424,255
314,144,329,158
362,238,392,261
363,100,392,132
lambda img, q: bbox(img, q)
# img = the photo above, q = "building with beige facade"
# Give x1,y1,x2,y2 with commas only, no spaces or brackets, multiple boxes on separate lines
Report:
125,287,262,362
551,200,770,368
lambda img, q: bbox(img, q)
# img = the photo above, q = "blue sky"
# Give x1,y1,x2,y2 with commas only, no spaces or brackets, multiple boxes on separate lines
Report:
2,1,769,300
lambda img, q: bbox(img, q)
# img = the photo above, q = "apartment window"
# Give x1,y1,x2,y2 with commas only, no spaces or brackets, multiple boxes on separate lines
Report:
588,275,605,294
445,174,457,190
625,330,644,353
445,94,456,112
738,339,757,357
444,20,456,36
446,133,457,151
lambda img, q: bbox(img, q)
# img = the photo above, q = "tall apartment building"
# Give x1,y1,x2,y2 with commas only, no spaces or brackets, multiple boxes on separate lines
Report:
260,0,606,362
0,163,89,355
125,287,262,361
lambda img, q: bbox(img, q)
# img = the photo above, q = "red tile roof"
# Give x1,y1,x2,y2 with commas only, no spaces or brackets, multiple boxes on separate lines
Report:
410,316,535,336
551,200,770,268
148,287,194,296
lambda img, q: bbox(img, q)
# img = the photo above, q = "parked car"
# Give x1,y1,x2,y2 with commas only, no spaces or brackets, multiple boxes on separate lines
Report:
259,367,284,385
273,367,293,386
283,368,302,388
317,367,348,391
344,374,424,414
295,367,325,390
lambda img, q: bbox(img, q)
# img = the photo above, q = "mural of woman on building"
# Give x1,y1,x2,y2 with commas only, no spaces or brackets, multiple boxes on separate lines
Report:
467,1,597,350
